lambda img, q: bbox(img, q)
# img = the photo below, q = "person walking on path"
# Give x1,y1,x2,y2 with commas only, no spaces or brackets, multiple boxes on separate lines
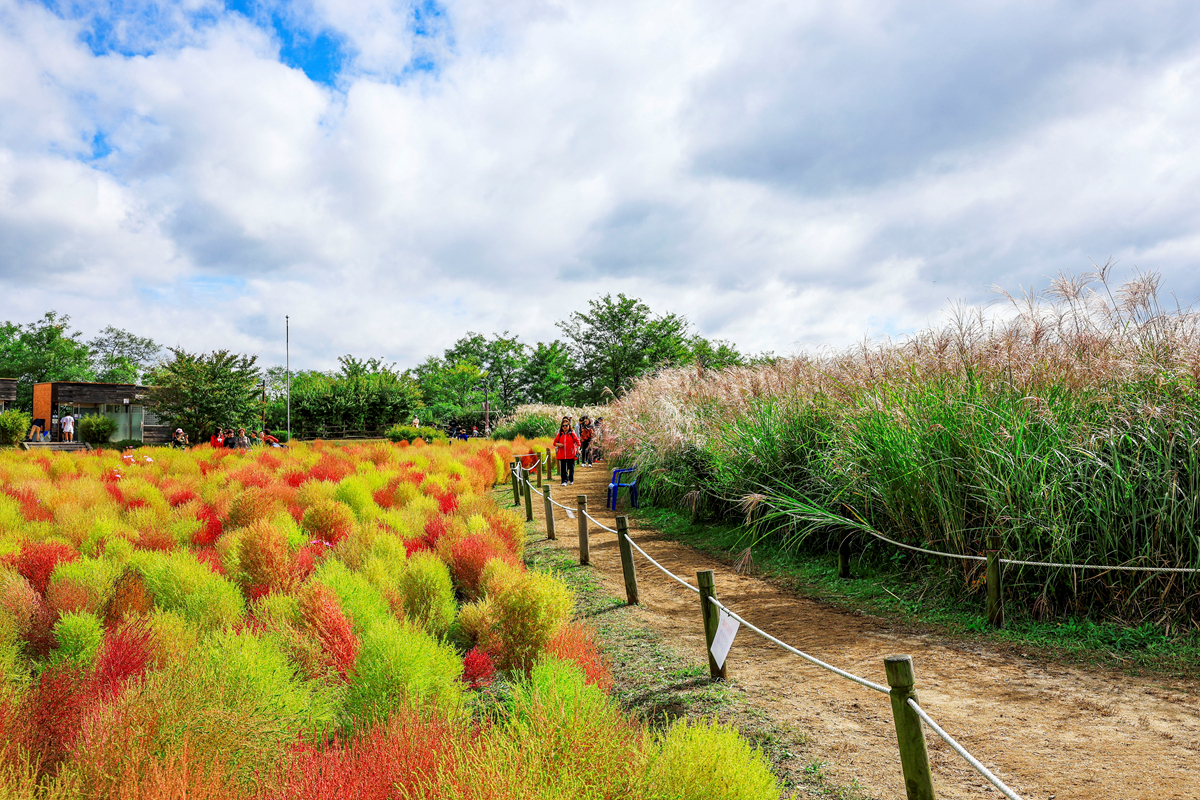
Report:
554,417,581,486
578,416,594,466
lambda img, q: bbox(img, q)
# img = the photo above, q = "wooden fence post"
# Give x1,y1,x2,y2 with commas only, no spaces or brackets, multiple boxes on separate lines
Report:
510,462,520,507
536,456,543,489
523,469,534,522
577,495,590,565
839,536,852,580
548,448,556,479
615,516,639,605
544,483,556,540
884,655,936,800
697,570,727,681
987,533,1004,628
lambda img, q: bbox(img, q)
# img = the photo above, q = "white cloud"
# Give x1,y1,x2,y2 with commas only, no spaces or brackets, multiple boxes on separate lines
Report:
1,0,1199,370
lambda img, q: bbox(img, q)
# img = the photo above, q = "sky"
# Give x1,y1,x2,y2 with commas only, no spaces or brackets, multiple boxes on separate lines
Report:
3,0,1200,371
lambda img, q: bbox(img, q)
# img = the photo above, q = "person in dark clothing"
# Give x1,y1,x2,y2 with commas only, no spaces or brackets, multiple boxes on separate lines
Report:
223,429,238,448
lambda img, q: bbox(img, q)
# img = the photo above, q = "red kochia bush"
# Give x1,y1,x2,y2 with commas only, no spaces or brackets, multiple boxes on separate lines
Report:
192,505,224,546
270,711,463,800
299,584,359,680
461,647,496,689
308,456,353,483
93,621,154,700
18,542,80,595
449,535,509,598
5,488,52,522
546,623,614,694
19,665,88,777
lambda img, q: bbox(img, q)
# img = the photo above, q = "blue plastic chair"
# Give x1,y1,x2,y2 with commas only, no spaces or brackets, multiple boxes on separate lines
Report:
606,468,639,511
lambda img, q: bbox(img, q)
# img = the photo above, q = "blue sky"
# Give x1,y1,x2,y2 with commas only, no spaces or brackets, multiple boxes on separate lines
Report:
2,0,1200,370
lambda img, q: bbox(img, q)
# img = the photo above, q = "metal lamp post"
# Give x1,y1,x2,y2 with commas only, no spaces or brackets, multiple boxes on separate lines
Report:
286,315,291,444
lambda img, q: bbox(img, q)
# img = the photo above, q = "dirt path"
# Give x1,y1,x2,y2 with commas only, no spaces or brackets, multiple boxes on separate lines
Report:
524,464,1200,800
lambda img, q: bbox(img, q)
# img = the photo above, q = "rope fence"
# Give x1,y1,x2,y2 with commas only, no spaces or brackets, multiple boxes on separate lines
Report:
511,464,1029,800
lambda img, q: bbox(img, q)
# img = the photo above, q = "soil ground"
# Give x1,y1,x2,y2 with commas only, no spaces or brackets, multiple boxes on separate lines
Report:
518,462,1200,800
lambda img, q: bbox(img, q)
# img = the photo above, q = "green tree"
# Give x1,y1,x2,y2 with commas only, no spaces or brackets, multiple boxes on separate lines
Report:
410,357,485,426
0,312,95,410
264,357,423,437
556,294,692,402
521,341,575,405
88,326,161,384
146,349,262,442
688,336,744,371
444,332,529,413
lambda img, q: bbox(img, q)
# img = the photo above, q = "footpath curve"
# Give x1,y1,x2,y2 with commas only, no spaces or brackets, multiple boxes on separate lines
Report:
528,464,1200,800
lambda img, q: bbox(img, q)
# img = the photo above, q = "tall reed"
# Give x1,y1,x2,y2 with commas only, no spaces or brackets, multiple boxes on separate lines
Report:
605,267,1200,622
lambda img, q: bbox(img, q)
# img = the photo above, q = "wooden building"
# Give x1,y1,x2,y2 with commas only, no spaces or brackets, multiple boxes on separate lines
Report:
31,382,171,443
0,379,14,412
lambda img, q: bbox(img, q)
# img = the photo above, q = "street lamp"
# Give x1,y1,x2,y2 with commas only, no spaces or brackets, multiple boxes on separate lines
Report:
285,315,291,444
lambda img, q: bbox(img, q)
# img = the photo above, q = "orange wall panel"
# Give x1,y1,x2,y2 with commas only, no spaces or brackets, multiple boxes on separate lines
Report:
32,383,52,426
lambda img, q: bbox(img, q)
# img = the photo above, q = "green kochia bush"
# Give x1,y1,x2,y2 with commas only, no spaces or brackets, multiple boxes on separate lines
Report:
397,552,456,638
492,571,573,673
644,716,780,800
129,550,244,630
345,617,463,722
52,611,104,667
477,656,643,796
312,558,393,634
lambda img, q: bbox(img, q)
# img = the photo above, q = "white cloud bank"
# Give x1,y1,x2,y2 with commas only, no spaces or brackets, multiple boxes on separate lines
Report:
2,0,1199,368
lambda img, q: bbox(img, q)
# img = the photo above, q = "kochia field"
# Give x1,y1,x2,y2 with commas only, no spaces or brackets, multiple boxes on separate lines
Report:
0,439,780,800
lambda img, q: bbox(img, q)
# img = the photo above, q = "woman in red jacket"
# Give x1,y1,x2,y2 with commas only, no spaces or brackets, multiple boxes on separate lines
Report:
553,417,581,486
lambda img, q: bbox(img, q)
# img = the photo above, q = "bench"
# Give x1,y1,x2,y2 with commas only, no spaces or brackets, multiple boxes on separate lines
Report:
606,467,639,511
20,442,93,452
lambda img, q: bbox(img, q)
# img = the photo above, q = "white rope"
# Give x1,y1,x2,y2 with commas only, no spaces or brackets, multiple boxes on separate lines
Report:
707,595,889,695
907,698,1025,800
997,556,1200,572
621,530,701,594
860,528,985,562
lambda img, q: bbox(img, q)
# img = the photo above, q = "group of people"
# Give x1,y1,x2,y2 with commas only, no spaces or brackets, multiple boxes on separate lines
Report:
27,413,75,443
206,427,282,449
552,415,603,486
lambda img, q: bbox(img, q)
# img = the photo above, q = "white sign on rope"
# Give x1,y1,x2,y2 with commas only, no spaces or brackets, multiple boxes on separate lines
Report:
709,607,740,669
565,508,575,520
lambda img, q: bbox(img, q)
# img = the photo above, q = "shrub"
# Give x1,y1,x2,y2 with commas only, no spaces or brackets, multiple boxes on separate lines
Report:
52,611,103,668
19,664,88,778
272,709,465,800
93,619,154,699
101,569,154,626
461,647,495,689
0,410,30,446
301,501,355,545
237,518,297,595
384,425,448,445
476,656,643,797
17,541,79,595
78,416,118,446
491,572,572,673
345,617,463,723
298,583,360,680
397,552,456,638
130,551,244,630
545,622,613,694
643,717,780,800
312,559,393,635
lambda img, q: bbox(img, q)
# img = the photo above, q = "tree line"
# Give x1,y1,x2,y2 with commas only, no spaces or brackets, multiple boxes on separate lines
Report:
0,294,758,440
